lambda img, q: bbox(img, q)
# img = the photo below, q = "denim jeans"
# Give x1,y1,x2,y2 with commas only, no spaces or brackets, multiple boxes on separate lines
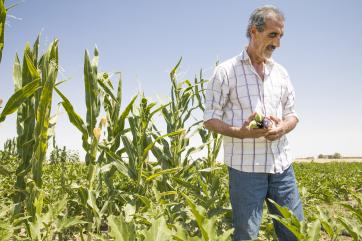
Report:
228,165,304,241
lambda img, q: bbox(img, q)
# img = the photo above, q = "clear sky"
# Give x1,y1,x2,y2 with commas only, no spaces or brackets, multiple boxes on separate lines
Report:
1,0,361,158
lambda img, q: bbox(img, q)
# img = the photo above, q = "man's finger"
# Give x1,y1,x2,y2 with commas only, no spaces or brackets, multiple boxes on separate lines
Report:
269,115,281,124
242,120,250,128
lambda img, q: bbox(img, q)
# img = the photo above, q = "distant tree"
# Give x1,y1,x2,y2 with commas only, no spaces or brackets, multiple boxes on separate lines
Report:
318,154,324,158
332,152,342,159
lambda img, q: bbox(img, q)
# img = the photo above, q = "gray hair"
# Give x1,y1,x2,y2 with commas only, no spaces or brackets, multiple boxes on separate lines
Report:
246,5,285,39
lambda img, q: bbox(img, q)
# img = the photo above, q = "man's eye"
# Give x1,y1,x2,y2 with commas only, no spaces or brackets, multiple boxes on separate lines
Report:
269,33,277,38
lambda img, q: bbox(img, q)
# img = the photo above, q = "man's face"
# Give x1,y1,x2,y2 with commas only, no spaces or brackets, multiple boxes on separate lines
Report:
251,17,284,61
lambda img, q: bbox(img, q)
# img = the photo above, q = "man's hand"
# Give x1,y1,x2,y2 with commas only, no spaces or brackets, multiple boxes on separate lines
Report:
265,116,286,141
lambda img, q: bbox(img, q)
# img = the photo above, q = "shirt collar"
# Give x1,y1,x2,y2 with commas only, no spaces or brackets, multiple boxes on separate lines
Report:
239,47,275,66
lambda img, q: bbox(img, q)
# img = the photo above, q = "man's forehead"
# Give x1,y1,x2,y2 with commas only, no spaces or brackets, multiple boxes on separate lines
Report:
265,17,284,29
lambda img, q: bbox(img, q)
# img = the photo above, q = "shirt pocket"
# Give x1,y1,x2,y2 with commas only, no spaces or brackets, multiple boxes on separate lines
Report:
232,84,260,110
265,83,284,109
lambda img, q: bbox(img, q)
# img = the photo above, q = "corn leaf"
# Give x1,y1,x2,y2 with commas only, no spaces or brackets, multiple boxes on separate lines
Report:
108,214,136,241
338,217,360,241
306,219,321,241
58,216,88,231
24,52,40,82
146,167,181,181
116,94,138,133
268,198,301,228
84,49,100,135
143,216,173,241
13,53,22,91
269,214,304,240
134,194,151,209
97,77,118,103
0,79,40,122
181,192,209,241
55,87,88,137
142,129,184,161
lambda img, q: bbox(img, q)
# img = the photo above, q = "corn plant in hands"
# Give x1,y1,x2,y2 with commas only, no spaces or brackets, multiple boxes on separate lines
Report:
248,112,273,129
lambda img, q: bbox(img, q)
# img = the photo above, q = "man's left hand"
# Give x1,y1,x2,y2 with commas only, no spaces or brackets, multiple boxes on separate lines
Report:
265,116,286,141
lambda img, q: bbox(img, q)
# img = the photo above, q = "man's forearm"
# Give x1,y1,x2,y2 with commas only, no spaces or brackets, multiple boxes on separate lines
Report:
204,119,243,138
281,116,299,134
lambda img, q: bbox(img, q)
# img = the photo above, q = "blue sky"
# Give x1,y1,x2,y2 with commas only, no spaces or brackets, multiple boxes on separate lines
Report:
1,0,361,158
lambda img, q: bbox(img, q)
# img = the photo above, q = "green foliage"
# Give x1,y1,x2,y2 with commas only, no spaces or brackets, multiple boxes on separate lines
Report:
4,36,61,218
337,194,362,240
0,41,361,241
108,214,136,241
268,198,320,241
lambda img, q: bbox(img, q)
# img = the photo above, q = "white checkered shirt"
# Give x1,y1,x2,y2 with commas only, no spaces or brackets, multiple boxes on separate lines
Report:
203,50,298,173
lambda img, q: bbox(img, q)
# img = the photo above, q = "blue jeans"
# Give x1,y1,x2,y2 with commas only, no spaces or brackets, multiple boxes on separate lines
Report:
228,165,304,241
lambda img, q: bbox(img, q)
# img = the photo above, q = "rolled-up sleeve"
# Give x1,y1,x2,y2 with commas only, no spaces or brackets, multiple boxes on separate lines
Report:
282,75,299,121
203,66,229,122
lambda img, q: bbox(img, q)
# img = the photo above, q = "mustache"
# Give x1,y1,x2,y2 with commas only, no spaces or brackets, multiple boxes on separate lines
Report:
267,45,276,50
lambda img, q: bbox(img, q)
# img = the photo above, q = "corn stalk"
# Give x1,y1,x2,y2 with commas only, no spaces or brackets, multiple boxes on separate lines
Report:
195,70,222,168
83,48,101,166
0,0,6,63
154,59,204,169
122,95,183,184
31,39,59,188
6,36,59,221
55,49,134,235
12,37,41,216
96,73,137,212
54,48,103,235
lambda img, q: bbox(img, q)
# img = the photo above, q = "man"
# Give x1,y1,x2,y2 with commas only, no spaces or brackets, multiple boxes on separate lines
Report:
203,5,303,241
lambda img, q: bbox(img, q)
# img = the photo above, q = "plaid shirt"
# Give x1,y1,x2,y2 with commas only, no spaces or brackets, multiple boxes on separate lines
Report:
203,50,298,173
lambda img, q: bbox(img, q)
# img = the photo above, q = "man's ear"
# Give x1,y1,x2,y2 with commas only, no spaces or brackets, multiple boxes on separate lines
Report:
250,25,257,38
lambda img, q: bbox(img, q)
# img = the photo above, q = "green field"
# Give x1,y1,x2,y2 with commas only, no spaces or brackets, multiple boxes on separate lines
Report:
0,5,361,240
1,149,361,241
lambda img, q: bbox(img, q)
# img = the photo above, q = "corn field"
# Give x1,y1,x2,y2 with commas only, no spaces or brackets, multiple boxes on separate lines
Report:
0,3,362,241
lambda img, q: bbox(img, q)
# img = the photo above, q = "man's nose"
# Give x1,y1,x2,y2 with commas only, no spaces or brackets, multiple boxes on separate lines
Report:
273,36,281,48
